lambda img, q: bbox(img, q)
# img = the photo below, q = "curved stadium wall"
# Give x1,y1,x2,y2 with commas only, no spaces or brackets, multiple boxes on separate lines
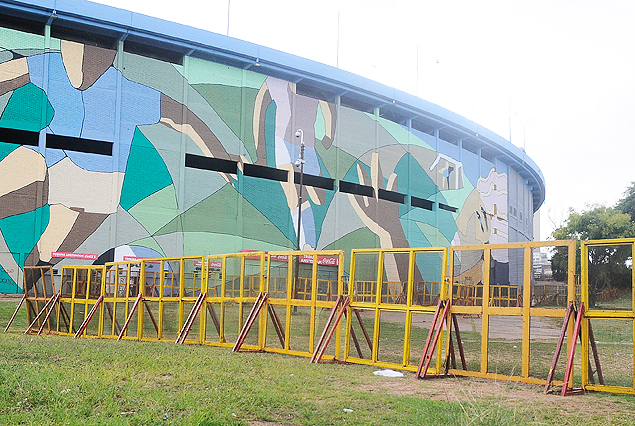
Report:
0,0,545,293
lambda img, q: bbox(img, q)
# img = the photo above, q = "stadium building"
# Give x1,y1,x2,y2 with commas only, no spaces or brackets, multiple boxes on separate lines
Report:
0,0,545,293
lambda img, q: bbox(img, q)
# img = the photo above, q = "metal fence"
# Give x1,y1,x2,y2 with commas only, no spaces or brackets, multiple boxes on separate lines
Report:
11,239,635,395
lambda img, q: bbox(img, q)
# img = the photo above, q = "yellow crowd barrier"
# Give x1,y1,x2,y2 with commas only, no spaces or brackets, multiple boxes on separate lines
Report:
15,239,635,395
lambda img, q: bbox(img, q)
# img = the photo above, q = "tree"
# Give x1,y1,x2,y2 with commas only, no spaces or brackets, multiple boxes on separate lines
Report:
616,181,635,223
550,205,635,307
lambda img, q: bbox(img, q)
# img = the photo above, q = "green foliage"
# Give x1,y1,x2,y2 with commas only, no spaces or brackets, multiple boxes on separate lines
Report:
615,181,635,223
550,204,635,305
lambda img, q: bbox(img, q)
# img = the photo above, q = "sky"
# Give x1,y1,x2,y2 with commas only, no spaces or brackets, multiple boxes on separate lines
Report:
96,0,635,240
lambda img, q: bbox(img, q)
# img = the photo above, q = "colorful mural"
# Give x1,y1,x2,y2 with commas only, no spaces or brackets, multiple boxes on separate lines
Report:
0,25,519,293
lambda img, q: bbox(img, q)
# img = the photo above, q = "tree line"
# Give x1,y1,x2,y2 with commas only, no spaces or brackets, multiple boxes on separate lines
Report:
550,182,635,306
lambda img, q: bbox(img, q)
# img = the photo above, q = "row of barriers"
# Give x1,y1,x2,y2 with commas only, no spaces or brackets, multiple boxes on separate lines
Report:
10,239,635,395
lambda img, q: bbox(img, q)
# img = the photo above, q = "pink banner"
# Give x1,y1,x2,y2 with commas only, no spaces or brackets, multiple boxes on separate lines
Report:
51,252,98,260
123,256,148,261
241,250,338,266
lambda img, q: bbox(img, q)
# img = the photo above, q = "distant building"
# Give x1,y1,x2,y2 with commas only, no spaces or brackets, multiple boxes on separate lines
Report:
533,251,553,281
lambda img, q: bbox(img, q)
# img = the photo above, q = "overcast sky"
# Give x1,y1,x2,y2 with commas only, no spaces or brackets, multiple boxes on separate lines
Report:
97,0,635,240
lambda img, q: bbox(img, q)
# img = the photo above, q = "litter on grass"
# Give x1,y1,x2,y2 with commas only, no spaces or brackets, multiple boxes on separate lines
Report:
373,369,404,378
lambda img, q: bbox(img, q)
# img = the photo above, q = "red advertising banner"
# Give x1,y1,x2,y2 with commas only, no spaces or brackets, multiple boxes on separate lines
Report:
194,260,222,268
241,250,338,266
123,256,149,261
52,252,98,260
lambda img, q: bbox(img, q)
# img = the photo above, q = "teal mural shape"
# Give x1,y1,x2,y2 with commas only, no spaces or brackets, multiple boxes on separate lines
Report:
0,83,54,132
0,204,49,266
120,128,174,211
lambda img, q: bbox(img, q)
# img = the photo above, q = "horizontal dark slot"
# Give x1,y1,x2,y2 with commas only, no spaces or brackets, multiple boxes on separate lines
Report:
339,181,374,197
46,134,112,156
0,13,45,36
294,172,334,190
411,197,433,211
124,40,184,65
185,153,237,174
438,203,457,212
243,163,288,182
0,127,39,146
378,189,406,204
51,25,118,49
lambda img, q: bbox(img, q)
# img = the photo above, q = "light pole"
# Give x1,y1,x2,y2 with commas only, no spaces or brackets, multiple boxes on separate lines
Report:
294,129,305,251
293,129,305,305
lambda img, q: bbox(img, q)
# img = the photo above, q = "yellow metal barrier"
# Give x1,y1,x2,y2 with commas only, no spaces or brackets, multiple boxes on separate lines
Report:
23,266,57,334
56,265,104,337
25,238,635,396
204,252,266,349
262,250,345,360
448,240,577,386
581,238,635,395
345,247,448,374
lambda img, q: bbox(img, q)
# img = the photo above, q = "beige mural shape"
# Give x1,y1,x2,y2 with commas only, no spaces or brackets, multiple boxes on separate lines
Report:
47,157,124,214
0,57,28,83
0,146,46,198
37,204,80,262
61,40,84,89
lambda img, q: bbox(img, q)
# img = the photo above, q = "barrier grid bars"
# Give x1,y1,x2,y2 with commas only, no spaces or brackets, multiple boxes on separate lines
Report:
99,261,141,340
24,266,56,333
204,252,266,349
262,250,344,359
447,240,576,386
581,238,635,395
345,248,448,373
57,265,106,337
136,256,206,343
57,266,76,335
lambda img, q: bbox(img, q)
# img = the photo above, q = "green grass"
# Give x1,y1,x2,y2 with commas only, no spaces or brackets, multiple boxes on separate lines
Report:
2,300,635,425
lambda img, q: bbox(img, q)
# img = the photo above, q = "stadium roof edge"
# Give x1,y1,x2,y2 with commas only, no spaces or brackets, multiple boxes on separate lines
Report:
0,0,545,211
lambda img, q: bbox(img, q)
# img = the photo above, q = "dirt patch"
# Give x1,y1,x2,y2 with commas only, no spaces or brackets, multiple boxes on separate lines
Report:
358,373,631,418
0,294,22,302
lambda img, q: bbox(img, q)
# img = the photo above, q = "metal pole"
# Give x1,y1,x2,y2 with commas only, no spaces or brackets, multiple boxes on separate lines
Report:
293,129,305,305
226,0,231,36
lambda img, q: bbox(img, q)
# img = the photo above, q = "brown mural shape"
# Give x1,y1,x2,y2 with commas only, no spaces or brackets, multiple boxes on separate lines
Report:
52,208,108,261
254,88,272,165
347,160,410,282
78,45,117,91
0,73,29,97
160,93,231,160
0,172,48,221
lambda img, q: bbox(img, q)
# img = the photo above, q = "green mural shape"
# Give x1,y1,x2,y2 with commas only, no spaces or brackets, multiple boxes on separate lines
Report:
342,160,372,185
241,175,295,243
393,153,460,243
323,227,380,275
308,188,336,246
0,83,54,132
265,101,276,167
395,153,439,200
192,83,259,160
158,183,293,248
0,27,54,51
129,237,166,256
0,266,19,293
368,114,433,150
314,140,357,182
185,58,267,89
416,222,452,248
128,184,178,235
0,204,49,266
120,128,174,211
182,232,288,257
314,104,326,141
